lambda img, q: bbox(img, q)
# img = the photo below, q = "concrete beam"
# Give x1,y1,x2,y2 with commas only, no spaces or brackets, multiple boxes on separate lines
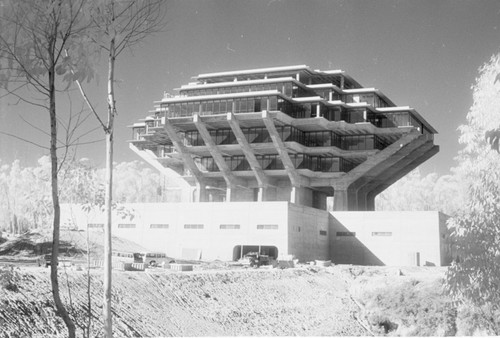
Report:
331,132,438,211
365,144,439,210
356,142,438,210
342,131,429,187
193,114,246,189
227,112,271,188
262,111,302,187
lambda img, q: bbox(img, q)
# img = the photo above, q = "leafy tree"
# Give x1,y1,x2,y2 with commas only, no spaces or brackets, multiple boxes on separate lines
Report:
375,168,465,216
113,161,161,203
0,1,94,336
445,53,500,335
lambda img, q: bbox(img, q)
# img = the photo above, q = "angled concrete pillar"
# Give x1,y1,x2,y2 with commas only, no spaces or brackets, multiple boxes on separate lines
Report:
227,111,270,188
163,118,207,201
193,114,246,198
262,111,301,188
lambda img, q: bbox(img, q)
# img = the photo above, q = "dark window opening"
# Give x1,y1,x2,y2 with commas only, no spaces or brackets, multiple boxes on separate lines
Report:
184,224,204,229
118,224,136,229
336,231,355,237
150,224,169,229
220,224,240,230
257,224,279,230
372,232,392,237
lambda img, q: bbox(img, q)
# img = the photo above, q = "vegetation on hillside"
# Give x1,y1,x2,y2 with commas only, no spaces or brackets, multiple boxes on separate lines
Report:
0,158,183,234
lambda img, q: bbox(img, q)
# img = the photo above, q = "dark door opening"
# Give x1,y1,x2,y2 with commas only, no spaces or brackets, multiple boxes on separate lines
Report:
232,245,278,261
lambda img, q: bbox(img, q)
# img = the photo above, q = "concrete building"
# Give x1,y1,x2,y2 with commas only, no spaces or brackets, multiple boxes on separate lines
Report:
61,203,452,266
81,65,448,266
128,65,438,211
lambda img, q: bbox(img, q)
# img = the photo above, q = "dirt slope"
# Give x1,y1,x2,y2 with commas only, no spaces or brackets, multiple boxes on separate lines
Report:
0,229,148,259
0,265,368,337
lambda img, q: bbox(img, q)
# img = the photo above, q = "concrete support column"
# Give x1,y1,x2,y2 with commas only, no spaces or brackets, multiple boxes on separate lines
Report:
226,187,232,202
194,183,207,202
333,189,348,211
366,193,376,211
355,190,365,211
315,104,321,118
258,187,266,201
332,186,358,211
290,186,297,204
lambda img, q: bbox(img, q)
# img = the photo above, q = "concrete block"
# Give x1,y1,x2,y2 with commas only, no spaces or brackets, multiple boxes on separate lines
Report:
129,263,145,271
278,260,295,269
170,263,193,272
315,260,332,267
112,261,125,271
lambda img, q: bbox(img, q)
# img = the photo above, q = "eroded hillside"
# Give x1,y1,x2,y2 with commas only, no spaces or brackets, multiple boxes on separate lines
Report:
1,265,370,337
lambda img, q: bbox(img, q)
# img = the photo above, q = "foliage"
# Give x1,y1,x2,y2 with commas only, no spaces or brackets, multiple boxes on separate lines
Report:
444,53,500,335
0,2,98,336
445,165,500,336
456,301,500,336
455,54,500,171
0,265,21,292
0,0,94,92
358,277,455,336
375,168,465,216
113,161,162,203
0,157,170,233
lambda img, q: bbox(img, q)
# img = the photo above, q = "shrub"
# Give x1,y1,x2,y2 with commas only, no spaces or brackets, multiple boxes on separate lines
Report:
0,265,20,292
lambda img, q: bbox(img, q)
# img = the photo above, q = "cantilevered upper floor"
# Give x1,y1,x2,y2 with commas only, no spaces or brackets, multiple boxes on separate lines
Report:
128,65,438,211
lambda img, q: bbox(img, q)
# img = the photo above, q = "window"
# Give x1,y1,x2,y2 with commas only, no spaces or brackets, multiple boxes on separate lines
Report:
336,231,355,237
118,224,136,229
184,224,204,229
150,224,169,229
372,232,392,236
257,224,278,230
220,224,240,230
319,230,327,236
88,223,103,229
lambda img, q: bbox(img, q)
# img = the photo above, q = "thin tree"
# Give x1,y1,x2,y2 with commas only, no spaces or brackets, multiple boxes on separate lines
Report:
0,1,93,337
66,1,166,336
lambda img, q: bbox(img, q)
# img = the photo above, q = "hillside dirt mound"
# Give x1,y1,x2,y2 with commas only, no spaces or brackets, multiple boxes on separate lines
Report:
0,229,148,259
0,266,369,337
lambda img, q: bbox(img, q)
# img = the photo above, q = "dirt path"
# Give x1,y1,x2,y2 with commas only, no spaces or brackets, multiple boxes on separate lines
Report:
0,265,369,337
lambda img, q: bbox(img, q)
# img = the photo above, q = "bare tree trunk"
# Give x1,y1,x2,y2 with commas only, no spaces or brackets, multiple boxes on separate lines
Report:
48,65,76,338
86,225,92,338
103,36,116,338
12,214,17,235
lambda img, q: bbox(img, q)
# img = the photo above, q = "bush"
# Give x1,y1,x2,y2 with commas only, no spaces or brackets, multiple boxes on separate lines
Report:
359,278,453,336
0,265,20,292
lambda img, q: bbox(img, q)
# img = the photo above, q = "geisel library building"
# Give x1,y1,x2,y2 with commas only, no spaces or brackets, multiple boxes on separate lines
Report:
64,65,453,266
